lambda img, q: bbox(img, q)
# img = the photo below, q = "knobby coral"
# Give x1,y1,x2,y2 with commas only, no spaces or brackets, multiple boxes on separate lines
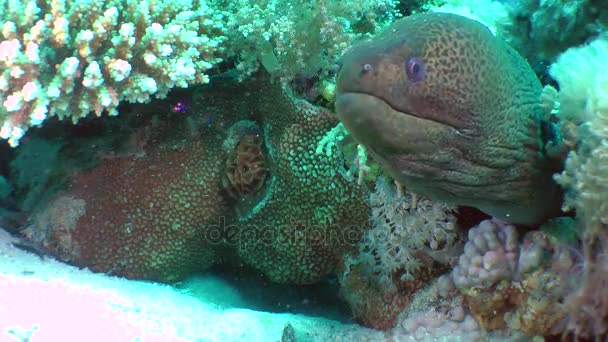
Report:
190,73,371,284
25,134,226,282
452,219,519,290
443,219,573,334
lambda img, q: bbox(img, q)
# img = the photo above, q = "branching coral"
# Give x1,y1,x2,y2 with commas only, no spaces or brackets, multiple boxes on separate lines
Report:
550,35,608,339
356,177,460,290
0,0,226,146
208,0,399,82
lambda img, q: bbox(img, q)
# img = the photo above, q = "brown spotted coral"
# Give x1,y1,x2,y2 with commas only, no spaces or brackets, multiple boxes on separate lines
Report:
26,137,225,283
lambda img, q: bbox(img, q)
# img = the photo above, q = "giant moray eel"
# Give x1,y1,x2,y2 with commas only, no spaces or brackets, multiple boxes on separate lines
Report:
335,12,562,225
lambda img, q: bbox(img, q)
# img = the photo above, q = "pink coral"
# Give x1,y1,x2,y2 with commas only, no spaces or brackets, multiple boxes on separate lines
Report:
562,248,608,339
452,219,518,290
447,220,576,334
394,306,481,340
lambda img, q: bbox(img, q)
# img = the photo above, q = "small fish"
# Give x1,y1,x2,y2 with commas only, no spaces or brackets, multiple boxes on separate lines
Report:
171,100,190,114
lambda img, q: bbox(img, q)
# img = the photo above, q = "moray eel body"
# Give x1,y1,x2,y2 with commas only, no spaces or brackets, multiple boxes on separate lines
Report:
336,13,562,225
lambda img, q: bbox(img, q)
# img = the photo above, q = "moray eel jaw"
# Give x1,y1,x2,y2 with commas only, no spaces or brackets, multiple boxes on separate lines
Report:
335,91,467,192
336,92,454,159
336,91,555,225
337,91,486,206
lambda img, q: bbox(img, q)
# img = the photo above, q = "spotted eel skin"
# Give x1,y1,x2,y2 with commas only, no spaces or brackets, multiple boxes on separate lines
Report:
336,12,562,225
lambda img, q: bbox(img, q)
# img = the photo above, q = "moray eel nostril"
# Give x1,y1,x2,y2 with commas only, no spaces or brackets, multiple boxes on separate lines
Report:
336,12,563,225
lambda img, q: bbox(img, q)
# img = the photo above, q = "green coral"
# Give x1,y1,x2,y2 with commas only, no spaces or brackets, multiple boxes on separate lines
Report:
192,73,370,284
540,217,580,246
209,0,400,82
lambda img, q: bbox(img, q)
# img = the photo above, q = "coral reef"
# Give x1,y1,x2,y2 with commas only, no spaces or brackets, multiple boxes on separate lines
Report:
503,267,569,336
228,81,370,284
67,73,369,285
209,0,400,82
550,35,608,340
337,177,460,329
393,306,481,341
3,1,608,340
339,260,437,330
15,70,373,287
560,253,608,339
0,0,226,146
448,219,521,330
25,133,226,282
425,0,607,73
440,219,575,335
503,0,607,66
452,219,518,291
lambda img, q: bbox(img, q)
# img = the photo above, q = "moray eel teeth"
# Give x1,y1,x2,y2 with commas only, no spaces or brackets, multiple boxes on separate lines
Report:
336,12,563,225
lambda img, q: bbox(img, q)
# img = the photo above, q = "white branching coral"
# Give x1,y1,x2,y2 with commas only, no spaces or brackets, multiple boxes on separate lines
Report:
551,37,608,232
550,35,608,339
0,0,226,146
353,177,460,291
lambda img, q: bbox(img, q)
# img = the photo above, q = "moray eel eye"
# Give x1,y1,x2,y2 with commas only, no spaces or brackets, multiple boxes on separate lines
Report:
405,57,425,82
360,63,373,76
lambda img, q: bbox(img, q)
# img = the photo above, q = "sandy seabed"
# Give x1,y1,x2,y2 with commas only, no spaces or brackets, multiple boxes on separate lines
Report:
0,228,381,342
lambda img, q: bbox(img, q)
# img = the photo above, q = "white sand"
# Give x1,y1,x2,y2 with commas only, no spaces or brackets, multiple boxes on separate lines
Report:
0,228,382,342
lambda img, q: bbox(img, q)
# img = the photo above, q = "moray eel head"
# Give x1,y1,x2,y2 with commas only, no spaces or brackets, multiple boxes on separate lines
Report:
336,12,562,225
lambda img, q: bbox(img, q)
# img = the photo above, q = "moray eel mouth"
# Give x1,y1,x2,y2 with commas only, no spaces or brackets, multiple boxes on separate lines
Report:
336,91,465,183
336,92,458,150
